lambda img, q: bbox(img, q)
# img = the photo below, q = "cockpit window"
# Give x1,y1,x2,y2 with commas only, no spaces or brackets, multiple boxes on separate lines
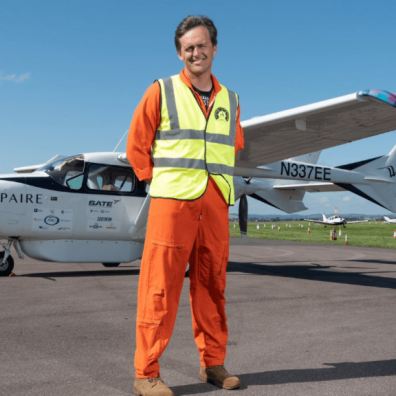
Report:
86,164,135,193
66,174,84,190
42,155,85,190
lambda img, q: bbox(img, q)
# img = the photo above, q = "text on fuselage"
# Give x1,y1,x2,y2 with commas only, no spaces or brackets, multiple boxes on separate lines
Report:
0,193,43,204
89,200,114,207
280,162,331,181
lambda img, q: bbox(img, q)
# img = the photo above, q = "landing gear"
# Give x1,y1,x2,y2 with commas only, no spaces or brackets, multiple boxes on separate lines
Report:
102,262,120,268
0,238,23,277
0,251,14,276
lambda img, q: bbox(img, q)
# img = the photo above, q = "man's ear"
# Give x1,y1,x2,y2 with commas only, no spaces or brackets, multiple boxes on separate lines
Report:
213,45,217,58
177,50,183,61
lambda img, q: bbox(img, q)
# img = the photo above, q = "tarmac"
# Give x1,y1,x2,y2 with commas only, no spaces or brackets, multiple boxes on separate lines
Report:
1,238,396,396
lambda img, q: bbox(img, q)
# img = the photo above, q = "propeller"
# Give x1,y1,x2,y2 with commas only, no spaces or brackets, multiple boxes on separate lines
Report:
237,177,252,236
238,194,248,235
236,177,280,236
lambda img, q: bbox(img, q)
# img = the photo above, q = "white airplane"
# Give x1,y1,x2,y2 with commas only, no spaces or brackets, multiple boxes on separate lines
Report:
1,88,396,276
303,214,368,227
0,153,151,276
383,216,396,223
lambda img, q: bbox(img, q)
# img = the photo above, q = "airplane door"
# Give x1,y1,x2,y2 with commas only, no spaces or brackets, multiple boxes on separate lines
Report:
82,163,146,239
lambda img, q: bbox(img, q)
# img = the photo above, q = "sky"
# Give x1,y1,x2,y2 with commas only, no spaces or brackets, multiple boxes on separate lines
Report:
1,0,396,215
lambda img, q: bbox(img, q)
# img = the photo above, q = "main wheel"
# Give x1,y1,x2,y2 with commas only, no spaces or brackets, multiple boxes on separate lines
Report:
102,262,120,268
0,252,14,276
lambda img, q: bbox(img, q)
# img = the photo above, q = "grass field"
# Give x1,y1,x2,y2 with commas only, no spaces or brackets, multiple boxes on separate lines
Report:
229,220,396,249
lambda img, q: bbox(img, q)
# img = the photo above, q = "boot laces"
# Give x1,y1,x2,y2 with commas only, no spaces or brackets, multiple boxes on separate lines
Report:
148,377,162,387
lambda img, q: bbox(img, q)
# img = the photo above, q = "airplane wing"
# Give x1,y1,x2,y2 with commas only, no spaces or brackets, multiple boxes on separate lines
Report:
237,89,396,169
303,219,326,224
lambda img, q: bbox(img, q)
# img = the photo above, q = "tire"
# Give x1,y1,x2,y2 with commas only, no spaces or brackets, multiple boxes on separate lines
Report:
0,252,14,277
102,262,120,268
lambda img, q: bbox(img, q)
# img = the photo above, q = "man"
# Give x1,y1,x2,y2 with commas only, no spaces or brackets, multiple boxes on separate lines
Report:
127,15,244,396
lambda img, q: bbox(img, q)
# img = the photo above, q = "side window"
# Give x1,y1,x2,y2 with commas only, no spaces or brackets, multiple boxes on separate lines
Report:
86,164,135,193
66,174,84,190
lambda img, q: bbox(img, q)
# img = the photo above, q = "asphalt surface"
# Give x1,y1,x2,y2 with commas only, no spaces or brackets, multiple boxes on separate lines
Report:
1,238,396,396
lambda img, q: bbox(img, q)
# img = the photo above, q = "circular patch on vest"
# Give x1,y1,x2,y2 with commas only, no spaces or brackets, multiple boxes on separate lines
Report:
214,107,229,121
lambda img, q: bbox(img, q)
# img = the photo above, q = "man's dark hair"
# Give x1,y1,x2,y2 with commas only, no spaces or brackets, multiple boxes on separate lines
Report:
174,15,217,53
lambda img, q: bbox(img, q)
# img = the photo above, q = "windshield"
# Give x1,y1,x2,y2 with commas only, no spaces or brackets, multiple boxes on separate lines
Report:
42,154,85,190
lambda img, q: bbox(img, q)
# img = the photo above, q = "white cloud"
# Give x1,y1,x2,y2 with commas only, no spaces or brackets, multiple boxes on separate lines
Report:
342,195,352,202
0,71,31,83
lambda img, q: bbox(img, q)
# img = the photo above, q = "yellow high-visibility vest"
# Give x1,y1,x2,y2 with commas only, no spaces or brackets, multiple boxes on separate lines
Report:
149,74,238,205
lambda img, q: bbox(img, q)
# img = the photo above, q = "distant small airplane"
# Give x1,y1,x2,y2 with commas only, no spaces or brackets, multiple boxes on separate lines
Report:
305,214,368,227
383,216,396,223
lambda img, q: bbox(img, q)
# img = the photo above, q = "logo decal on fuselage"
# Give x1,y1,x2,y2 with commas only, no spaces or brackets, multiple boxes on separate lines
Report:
44,215,60,226
88,199,120,208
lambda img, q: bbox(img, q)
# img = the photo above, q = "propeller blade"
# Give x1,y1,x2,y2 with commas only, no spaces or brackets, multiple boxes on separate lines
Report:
238,194,248,235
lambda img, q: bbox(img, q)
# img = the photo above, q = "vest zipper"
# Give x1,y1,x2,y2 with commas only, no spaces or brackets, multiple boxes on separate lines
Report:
189,87,216,173
203,97,216,173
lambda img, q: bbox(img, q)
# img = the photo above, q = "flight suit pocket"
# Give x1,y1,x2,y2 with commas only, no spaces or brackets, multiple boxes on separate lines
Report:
146,287,165,325
140,238,186,325
198,241,228,291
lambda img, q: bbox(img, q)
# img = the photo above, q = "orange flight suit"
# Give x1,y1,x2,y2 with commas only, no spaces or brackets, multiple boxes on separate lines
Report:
127,69,244,378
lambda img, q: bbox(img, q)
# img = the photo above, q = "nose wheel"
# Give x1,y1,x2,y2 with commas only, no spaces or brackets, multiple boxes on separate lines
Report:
0,251,14,276
0,238,23,277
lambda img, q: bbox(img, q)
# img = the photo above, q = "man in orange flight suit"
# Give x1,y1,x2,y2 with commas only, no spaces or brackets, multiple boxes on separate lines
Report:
127,16,244,396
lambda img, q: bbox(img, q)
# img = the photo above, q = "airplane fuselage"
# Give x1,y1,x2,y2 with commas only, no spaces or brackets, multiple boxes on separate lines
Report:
0,153,148,264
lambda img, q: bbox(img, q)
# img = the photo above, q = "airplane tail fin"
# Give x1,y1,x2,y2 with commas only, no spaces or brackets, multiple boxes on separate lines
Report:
289,151,321,164
335,145,396,212
322,214,327,222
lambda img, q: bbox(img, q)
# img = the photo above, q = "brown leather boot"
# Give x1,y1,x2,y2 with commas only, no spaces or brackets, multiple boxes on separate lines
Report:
133,377,174,396
199,365,241,390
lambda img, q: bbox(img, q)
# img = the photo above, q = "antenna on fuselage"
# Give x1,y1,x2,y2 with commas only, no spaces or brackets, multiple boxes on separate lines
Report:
113,129,129,152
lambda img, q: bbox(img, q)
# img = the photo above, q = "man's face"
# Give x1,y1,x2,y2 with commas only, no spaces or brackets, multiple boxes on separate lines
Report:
177,26,217,77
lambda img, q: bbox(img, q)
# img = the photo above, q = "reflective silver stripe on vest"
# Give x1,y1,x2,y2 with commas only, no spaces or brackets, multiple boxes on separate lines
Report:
153,158,234,176
156,129,203,140
154,157,206,169
207,163,234,175
156,129,234,146
163,78,180,130
206,133,234,146
228,90,237,142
